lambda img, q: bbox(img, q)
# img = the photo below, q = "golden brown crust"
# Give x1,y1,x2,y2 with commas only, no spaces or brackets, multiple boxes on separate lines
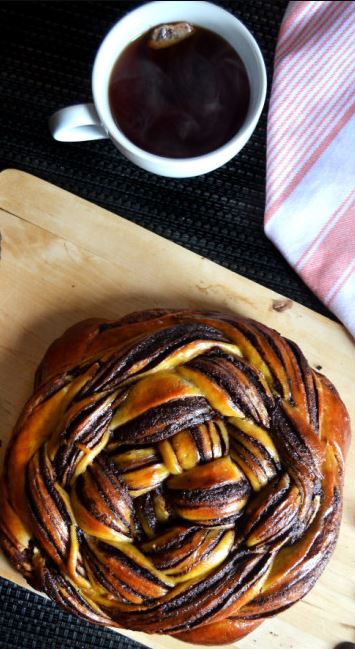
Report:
0,308,351,644
174,617,263,645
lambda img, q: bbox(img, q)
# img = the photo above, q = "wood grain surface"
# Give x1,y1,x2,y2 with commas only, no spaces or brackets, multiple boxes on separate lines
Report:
0,169,353,649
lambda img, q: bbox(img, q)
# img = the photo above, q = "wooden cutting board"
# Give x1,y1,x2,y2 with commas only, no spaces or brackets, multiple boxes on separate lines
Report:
0,169,354,649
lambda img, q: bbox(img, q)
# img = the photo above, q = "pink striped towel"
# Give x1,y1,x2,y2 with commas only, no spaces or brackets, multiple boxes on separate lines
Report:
265,0,355,337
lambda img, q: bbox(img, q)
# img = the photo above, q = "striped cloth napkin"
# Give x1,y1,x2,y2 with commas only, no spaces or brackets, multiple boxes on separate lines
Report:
265,0,355,337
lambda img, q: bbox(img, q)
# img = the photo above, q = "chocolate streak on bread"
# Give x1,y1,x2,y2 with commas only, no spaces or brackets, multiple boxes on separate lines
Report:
112,397,214,444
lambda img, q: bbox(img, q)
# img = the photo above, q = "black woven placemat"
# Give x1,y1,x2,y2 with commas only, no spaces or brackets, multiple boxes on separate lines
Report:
0,1,335,648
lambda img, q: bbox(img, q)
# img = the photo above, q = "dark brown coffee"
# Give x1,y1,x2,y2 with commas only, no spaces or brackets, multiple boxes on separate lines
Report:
109,24,250,158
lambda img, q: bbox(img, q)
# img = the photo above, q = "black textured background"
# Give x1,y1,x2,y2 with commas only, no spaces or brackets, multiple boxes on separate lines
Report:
0,1,334,648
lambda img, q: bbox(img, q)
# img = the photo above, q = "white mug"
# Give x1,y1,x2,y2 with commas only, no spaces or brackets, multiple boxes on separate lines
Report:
49,0,267,178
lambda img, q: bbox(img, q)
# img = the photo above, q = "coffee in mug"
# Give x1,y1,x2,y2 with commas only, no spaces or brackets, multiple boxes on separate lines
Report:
49,1,266,178
108,23,250,158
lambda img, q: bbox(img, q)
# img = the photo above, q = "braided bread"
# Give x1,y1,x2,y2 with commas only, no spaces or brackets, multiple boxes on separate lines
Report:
0,309,350,645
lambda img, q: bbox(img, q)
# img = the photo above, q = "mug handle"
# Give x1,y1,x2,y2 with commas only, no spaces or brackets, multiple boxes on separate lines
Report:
49,103,108,142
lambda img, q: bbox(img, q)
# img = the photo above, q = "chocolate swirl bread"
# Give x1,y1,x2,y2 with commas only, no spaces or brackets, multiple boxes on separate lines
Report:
0,309,350,645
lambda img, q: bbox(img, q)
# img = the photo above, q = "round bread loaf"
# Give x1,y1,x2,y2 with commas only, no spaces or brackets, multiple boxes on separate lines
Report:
0,309,350,644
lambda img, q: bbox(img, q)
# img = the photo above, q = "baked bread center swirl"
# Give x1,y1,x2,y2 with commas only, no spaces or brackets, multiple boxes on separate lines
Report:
0,309,350,645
